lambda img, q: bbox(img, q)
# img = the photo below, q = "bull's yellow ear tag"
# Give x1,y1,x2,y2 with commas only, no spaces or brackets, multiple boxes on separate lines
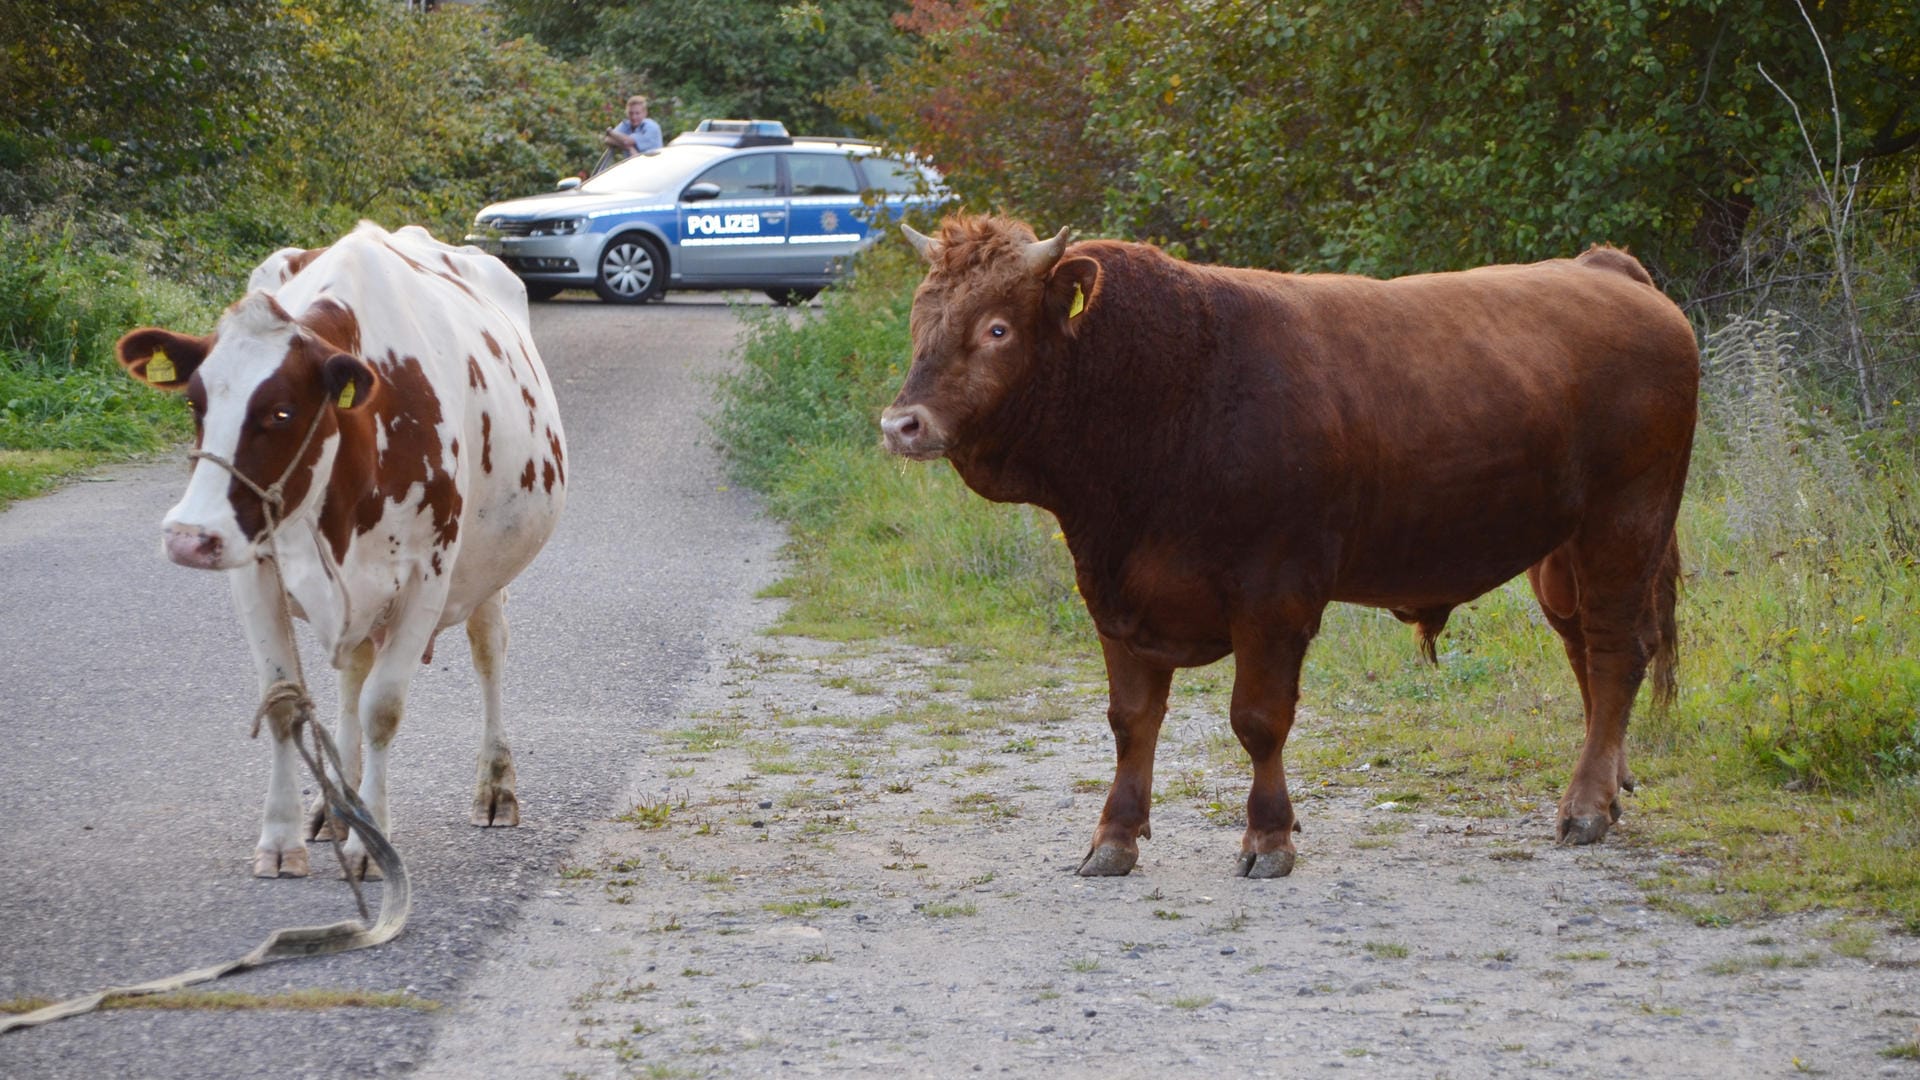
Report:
1069,282,1086,319
147,347,177,383
336,382,356,409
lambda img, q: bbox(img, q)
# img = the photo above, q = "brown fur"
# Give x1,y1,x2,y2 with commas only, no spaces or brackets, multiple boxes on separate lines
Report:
884,215,1700,873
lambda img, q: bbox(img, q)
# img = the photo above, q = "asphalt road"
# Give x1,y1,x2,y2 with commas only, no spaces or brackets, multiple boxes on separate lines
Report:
0,292,786,1078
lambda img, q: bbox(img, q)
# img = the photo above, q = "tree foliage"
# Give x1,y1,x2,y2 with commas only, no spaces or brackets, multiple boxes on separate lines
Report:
493,0,916,135
843,0,1920,291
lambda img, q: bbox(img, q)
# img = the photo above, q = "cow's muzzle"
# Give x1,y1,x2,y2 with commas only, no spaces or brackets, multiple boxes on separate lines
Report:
880,405,943,460
163,524,230,570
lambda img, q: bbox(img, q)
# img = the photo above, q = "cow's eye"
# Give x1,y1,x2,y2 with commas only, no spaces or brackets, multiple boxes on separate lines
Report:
989,324,1008,339
264,405,295,429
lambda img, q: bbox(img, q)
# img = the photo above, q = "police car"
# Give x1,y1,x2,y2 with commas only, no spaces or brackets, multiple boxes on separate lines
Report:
465,119,946,305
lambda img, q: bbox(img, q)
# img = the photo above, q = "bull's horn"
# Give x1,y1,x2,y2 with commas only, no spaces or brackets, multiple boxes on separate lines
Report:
900,223,941,262
1023,226,1071,273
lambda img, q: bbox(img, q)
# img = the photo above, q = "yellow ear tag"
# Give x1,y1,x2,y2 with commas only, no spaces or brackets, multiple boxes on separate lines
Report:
1068,282,1086,319
146,348,177,384
336,382,356,409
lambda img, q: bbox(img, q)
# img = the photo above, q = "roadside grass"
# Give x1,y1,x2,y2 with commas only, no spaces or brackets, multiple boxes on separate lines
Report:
0,221,206,509
713,246,1920,929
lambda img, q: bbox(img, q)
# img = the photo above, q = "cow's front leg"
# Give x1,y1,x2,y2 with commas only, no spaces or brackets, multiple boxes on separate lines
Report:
307,639,373,843
231,563,311,878
465,590,519,827
1229,614,1317,879
1079,634,1173,877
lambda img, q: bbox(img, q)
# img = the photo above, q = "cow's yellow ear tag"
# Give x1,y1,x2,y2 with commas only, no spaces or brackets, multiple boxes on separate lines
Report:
336,382,356,409
147,347,177,384
1069,283,1086,319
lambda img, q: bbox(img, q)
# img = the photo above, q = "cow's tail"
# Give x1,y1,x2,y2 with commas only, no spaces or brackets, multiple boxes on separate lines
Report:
1648,528,1681,712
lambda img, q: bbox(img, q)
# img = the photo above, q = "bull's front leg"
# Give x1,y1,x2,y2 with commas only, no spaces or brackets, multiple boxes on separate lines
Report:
230,562,312,878
1228,614,1317,879
1079,634,1173,877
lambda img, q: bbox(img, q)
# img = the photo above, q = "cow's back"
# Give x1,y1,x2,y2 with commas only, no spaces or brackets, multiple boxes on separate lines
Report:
273,222,566,632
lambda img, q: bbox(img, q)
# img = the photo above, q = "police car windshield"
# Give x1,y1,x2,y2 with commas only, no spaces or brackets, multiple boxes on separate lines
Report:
581,147,725,196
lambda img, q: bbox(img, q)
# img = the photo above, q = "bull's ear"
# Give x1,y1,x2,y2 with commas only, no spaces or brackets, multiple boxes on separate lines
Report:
116,328,211,390
322,352,378,412
1044,255,1102,334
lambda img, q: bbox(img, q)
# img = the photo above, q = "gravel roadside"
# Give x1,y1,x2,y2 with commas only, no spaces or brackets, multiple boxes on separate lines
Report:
417,603,1920,1079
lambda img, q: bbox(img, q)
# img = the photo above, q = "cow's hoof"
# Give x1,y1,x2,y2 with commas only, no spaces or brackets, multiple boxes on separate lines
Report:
340,850,383,881
253,846,310,878
1234,849,1296,879
1077,844,1137,877
305,799,344,843
1556,813,1611,845
471,789,520,827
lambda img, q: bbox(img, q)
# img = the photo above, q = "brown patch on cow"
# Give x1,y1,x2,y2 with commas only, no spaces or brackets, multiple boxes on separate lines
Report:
545,427,565,484
285,246,330,280
449,438,459,460
227,336,340,543
542,458,556,494
431,551,444,576
481,329,506,361
440,253,466,279
319,350,462,562
297,296,362,355
518,459,537,492
467,356,488,390
520,387,538,432
379,238,478,302
480,412,493,474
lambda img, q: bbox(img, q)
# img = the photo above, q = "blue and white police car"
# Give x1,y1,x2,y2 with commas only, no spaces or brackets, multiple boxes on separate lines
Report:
466,119,946,305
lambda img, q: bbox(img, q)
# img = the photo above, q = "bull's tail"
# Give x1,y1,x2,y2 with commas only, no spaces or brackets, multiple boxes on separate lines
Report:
1648,528,1681,711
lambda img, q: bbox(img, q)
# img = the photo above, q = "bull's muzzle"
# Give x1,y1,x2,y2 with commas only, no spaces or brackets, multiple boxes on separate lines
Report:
880,405,940,459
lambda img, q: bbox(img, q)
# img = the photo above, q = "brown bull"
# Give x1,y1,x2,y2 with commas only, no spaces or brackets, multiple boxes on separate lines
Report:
880,215,1698,878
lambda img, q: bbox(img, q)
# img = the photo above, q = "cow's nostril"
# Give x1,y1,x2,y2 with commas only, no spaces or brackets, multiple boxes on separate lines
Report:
897,414,922,438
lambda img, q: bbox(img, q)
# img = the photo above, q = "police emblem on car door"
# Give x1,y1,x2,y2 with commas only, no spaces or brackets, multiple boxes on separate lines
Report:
677,152,787,281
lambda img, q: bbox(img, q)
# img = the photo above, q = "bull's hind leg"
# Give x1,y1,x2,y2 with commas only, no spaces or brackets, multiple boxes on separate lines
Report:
466,589,520,827
1079,634,1173,876
1228,612,1318,879
1549,520,1669,845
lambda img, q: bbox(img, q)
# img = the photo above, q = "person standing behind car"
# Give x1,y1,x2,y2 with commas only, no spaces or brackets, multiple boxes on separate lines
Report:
604,95,662,158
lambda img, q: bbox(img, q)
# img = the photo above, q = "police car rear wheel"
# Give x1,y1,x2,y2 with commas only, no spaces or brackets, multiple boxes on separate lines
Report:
765,287,820,307
594,234,665,304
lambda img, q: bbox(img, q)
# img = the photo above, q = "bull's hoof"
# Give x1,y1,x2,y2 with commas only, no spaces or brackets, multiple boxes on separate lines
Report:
1556,813,1612,845
1077,844,1137,877
471,789,520,827
1234,849,1296,879
253,846,310,879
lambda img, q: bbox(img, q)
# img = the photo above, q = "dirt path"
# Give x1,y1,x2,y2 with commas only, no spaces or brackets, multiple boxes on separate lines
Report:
420,600,1920,1078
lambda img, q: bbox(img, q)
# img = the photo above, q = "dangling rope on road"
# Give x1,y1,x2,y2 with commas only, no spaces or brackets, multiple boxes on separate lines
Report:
1,407,409,1035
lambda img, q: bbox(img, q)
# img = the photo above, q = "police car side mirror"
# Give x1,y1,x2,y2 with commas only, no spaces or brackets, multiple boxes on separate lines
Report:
555,177,582,191
681,182,722,203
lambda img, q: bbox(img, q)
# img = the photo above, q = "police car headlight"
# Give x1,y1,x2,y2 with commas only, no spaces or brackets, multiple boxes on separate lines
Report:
529,217,586,237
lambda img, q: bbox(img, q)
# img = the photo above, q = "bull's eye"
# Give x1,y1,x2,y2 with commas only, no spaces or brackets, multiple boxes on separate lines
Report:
264,404,296,429
989,324,1008,339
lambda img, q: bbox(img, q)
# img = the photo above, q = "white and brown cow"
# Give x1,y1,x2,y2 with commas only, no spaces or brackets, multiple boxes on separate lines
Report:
117,222,567,879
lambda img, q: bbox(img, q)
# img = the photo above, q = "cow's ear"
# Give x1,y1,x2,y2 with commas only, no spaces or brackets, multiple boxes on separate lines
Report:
323,353,378,412
1044,256,1102,335
117,328,211,391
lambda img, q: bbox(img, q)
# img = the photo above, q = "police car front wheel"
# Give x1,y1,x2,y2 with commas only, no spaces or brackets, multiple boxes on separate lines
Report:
595,234,666,304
